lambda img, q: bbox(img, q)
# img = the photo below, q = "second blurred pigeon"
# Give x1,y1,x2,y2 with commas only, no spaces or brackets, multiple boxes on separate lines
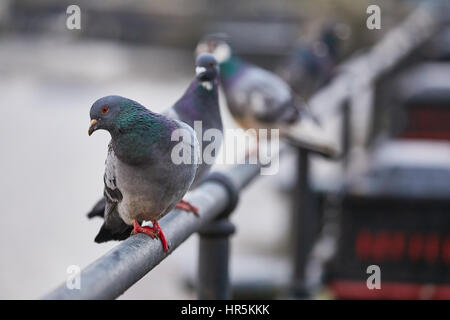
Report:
165,53,223,188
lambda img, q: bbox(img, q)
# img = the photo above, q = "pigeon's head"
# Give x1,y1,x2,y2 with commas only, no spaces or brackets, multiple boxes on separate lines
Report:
88,95,126,136
196,34,231,64
195,53,219,81
320,22,350,59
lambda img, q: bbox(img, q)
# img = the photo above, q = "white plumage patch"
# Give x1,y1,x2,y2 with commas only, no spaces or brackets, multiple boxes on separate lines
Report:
195,66,206,75
201,81,213,91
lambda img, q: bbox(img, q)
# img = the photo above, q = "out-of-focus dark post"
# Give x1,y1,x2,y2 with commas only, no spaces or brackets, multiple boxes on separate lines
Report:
290,101,350,297
197,218,236,299
341,100,351,168
291,148,317,297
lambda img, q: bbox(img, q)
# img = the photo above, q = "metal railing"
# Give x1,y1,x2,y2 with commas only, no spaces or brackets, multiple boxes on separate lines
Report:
42,3,444,300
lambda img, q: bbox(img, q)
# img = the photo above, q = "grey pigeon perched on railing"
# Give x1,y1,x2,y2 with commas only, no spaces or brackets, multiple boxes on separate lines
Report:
196,35,339,158
88,95,200,251
87,53,223,219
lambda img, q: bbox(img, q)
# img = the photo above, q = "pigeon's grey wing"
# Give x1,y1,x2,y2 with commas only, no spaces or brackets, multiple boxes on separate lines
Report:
227,67,299,124
94,144,132,242
102,143,122,210
86,143,120,220
87,141,126,220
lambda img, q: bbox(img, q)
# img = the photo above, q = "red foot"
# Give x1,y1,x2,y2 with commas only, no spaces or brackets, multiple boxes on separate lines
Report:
153,221,169,252
176,199,199,216
132,220,157,238
131,219,169,252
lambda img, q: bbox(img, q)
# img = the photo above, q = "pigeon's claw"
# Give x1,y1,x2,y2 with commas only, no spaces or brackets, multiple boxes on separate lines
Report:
176,199,199,216
131,220,169,252
131,220,158,238
153,221,169,252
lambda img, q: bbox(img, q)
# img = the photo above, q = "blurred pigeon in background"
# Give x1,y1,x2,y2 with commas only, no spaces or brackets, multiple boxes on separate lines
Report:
277,23,348,99
196,35,339,158
88,95,199,251
87,53,223,219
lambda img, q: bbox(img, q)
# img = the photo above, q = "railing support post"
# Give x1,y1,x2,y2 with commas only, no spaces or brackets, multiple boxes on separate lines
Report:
341,100,351,168
196,172,240,300
198,218,236,299
291,148,317,298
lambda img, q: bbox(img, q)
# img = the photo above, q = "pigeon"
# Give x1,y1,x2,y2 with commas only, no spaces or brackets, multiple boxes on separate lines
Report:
87,53,222,219
88,95,200,251
164,53,223,189
277,23,344,99
196,36,339,158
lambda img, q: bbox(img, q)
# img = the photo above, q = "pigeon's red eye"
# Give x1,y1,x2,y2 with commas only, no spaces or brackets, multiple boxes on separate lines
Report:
101,106,109,114
209,62,215,67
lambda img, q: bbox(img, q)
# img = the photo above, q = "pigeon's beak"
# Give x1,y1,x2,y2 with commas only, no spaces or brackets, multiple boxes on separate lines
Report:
195,66,207,76
88,119,98,136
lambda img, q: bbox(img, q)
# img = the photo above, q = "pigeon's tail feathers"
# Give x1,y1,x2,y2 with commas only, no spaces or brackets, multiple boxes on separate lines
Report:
86,198,106,219
94,208,132,243
282,114,340,159
94,221,132,243
94,224,115,243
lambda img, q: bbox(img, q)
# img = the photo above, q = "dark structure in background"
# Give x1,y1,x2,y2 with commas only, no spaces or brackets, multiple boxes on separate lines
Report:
325,23,450,299
329,142,450,298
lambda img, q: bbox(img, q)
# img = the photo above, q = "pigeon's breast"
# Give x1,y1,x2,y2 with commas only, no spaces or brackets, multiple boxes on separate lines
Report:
109,124,199,225
114,159,169,224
